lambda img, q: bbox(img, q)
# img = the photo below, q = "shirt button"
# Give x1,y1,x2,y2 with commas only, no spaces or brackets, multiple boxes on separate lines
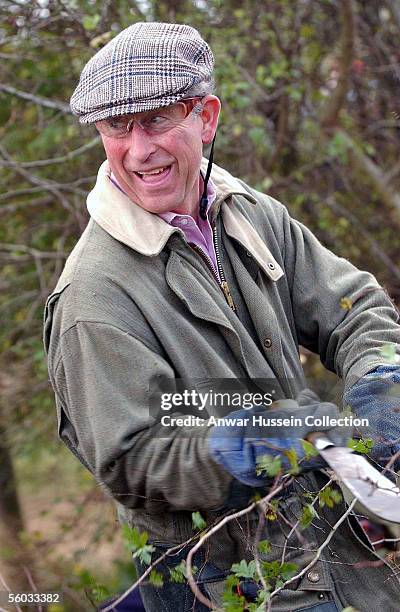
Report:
180,219,188,225
268,262,275,270
263,338,272,349
246,251,253,258
307,571,320,583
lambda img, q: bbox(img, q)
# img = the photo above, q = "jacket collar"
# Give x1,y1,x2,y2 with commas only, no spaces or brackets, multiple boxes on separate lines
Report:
87,159,256,255
87,159,283,281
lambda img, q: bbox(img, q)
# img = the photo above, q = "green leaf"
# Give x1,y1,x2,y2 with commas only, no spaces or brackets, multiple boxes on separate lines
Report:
231,559,257,579
380,344,400,364
258,539,271,554
248,589,270,611
284,448,300,474
133,544,155,566
261,560,298,588
191,511,206,531
265,499,279,521
300,504,317,529
149,570,164,588
121,525,149,550
90,584,110,602
327,132,351,164
280,562,298,580
301,439,319,459
222,575,245,612
347,438,374,454
82,14,101,31
319,486,342,508
169,560,198,584
256,454,282,477
340,297,353,311
122,525,155,565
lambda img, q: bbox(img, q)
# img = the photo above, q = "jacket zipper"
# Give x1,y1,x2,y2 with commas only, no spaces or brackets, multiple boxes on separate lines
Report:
189,224,236,312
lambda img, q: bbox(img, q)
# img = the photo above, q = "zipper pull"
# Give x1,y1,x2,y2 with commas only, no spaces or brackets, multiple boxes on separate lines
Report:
221,281,236,311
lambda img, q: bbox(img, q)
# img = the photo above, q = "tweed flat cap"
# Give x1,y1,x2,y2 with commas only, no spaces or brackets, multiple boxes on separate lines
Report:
70,22,214,123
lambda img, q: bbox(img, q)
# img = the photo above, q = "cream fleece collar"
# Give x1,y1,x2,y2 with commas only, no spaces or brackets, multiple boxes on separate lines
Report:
87,159,283,281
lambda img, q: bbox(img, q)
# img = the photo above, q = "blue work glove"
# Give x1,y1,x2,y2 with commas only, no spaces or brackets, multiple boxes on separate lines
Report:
208,389,352,486
344,364,400,469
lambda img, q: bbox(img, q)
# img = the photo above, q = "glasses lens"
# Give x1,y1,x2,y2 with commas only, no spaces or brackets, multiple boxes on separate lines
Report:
96,99,202,138
139,104,187,134
96,116,131,138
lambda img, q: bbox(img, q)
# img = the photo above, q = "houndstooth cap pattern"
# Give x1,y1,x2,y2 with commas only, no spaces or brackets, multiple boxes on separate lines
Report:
70,22,214,124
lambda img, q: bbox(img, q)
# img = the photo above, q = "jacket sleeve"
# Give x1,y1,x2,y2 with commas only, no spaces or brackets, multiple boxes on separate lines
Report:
48,320,234,513
278,202,400,392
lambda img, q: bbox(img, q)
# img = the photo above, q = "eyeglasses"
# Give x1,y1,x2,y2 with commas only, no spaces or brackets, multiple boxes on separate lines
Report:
95,98,203,138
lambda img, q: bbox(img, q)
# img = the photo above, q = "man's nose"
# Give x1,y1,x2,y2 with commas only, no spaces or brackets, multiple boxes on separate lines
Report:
126,124,157,163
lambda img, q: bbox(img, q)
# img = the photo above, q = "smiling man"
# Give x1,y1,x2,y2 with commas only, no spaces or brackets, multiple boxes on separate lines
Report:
44,22,400,612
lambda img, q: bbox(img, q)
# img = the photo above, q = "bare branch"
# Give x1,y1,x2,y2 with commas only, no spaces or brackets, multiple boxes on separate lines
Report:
0,84,71,114
0,243,68,260
267,498,357,608
185,476,293,610
337,130,400,218
0,137,101,168
325,195,400,282
0,196,54,214
387,0,400,31
320,0,355,127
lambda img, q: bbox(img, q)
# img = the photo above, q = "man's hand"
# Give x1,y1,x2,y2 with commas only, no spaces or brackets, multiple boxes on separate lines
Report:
344,365,400,470
208,389,352,486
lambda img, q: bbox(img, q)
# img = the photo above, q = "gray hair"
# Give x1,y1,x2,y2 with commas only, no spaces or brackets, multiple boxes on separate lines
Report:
183,78,215,98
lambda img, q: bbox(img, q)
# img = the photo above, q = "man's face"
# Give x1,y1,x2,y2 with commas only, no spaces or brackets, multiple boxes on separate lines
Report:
99,96,220,218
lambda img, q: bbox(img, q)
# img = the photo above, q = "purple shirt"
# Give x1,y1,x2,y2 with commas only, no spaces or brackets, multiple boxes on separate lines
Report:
110,173,220,281
158,178,220,281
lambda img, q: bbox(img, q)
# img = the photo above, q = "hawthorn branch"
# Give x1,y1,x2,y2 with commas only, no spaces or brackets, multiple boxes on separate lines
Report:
280,478,335,565
267,498,357,610
185,476,293,610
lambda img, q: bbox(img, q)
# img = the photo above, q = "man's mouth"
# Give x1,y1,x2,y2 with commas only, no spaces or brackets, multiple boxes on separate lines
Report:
135,165,171,182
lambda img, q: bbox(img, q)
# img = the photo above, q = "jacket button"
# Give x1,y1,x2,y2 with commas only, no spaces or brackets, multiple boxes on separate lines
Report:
318,593,325,600
263,338,272,349
307,571,320,583
246,251,253,258
268,262,275,270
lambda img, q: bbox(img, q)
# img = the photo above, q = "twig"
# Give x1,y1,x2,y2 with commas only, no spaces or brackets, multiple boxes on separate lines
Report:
0,570,23,612
266,498,357,609
253,506,269,596
280,478,335,565
185,477,293,610
100,537,200,612
22,567,42,612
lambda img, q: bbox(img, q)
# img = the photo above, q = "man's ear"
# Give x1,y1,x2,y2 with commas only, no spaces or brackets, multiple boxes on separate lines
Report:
200,96,221,145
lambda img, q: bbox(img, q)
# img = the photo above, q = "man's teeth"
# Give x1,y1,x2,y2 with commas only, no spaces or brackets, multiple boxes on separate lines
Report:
139,167,167,176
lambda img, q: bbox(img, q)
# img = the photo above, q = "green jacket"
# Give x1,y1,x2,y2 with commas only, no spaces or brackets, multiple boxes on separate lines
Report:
44,160,400,610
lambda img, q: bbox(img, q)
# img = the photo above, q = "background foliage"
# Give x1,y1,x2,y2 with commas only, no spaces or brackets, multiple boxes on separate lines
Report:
0,0,399,609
